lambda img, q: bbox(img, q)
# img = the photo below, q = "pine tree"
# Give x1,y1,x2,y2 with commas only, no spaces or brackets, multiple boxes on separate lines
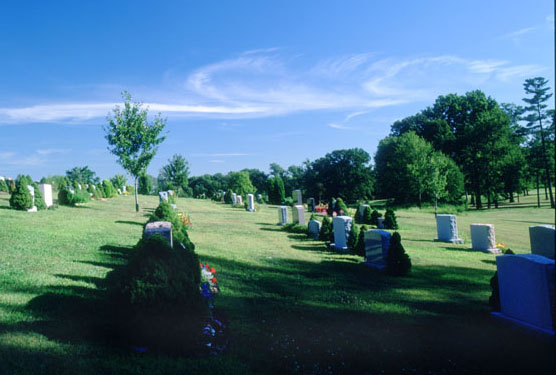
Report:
355,225,368,257
9,176,33,210
383,209,398,229
347,223,359,252
319,215,332,241
386,232,411,276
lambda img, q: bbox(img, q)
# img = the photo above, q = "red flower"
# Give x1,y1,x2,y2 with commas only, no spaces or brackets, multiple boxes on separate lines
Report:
205,264,210,269
210,267,216,274
211,277,217,283
200,263,203,268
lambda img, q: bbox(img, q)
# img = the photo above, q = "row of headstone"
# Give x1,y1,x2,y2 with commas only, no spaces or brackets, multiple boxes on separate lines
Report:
434,215,501,253
493,224,555,334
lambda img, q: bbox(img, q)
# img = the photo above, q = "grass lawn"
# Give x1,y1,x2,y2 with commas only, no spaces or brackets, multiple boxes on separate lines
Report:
0,191,554,374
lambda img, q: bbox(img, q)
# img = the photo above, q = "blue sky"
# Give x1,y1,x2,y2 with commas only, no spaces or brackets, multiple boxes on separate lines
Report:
0,1,554,182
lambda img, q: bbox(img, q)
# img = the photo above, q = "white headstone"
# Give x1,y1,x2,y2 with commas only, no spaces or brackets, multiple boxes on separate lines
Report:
144,221,173,247
232,192,237,205
292,205,305,225
363,229,391,268
308,219,321,240
237,195,243,205
122,185,126,192
38,184,53,207
247,194,255,212
434,214,464,244
170,203,177,211
470,224,500,253
294,189,302,205
77,183,82,190
278,206,288,225
495,254,555,333
529,225,555,259
159,191,169,203
332,216,352,250
117,188,122,195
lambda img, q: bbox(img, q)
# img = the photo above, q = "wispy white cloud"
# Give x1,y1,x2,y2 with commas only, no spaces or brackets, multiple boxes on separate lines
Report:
36,148,71,155
209,159,225,163
0,50,547,125
328,123,354,130
0,152,16,159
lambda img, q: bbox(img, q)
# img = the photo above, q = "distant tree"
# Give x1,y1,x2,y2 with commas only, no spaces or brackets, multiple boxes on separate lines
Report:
242,168,268,194
304,148,374,203
0,178,8,192
269,163,286,179
9,175,33,210
189,174,224,198
65,166,98,184
522,77,554,207
138,173,154,195
159,154,190,197
268,176,286,205
227,171,255,197
105,91,166,211
111,174,127,190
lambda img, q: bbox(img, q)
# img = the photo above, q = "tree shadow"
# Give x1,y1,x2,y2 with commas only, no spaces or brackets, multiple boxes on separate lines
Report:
440,246,479,253
114,220,144,226
259,227,281,232
482,259,496,265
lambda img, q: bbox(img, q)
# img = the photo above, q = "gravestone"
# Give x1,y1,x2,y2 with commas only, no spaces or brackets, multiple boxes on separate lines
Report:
66,186,75,194
278,206,288,225
170,204,177,211
294,189,302,205
122,185,126,192
232,192,237,205
470,224,500,253
91,185,96,190
237,195,243,205
117,188,122,195
38,184,53,207
159,191,169,203
168,190,174,196
257,193,262,202
529,225,555,259
377,217,385,229
358,204,370,222
332,216,352,251
77,183,82,190
495,253,555,334
247,194,255,212
26,185,37,212
307,198,316,212
292,205,305,225
434,214,464,244
363,229,391,269
144,221,173,247
308,219,321,240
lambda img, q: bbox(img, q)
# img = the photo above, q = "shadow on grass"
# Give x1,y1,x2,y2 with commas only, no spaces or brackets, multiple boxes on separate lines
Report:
482,259,497,265
290,243,328,252
114,220,144,226
259,227,281,232
440,246,479,253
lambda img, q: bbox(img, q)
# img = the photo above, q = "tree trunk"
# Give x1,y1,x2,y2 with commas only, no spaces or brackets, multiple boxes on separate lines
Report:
418,191,422,208
543,172,548,200
509,191,514,203
536,171,540,208
475,187,482,210
517,192,520,203
537,105,555,208
134,177,139,212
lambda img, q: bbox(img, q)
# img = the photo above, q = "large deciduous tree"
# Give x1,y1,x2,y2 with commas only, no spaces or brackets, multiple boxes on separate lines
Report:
159,154,191,197
105,91,166,212
522,77,554,207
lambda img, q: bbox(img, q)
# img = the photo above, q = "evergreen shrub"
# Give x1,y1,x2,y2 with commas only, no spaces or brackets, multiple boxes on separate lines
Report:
31,182,47,210
355,225,367,257
102,179,116,198
347,223,359,252
105,235,205,354
147,201,194,251
58,186,91,206
384,208,398,229
0,179,8,192
8,180,16,194
335,198,348,215
319,215,333,241
9,176,33,210
386,232,411,276
369,209,381,226
224,189,233,204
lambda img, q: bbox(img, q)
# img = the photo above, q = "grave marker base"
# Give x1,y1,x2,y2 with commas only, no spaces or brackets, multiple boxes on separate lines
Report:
434,238,464,244
491,312,555,337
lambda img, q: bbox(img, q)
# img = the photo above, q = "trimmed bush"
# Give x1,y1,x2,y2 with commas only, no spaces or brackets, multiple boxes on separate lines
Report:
369,208,381,226
335,198,348,215
147,201,194,251
355,224,367,257
8,180,16,194
58,186,91,206
347,223,359,253
386,232,411,276
0,179,8,192
105,235,205,354
319,215,333,241
102,179,116,198
31,182,47,210
9,176,33,210
384,208,398,229
224,189,233,204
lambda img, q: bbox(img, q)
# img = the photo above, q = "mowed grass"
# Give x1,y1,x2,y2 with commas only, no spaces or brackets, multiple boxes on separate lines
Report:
0,191,554,374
